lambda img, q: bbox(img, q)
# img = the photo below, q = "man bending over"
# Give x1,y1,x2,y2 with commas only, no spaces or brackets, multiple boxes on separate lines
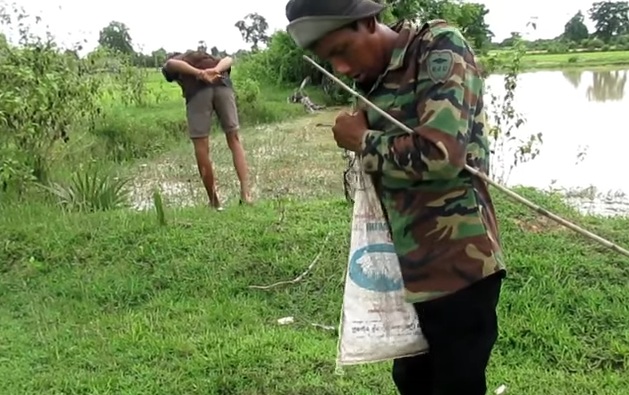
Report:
162,51,252,209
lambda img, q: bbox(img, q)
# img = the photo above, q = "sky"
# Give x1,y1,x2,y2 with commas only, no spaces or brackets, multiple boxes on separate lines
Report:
7,0,599,54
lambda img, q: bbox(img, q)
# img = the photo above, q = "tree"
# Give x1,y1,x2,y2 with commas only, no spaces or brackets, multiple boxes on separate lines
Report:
151,48,167,67
564,11,589,42
499,32,522,48
380,0,493,51
589,1,629,41
383,0,459,22
456,3,493,51
98,21,134,55
234,13,269,51
63,49,79,60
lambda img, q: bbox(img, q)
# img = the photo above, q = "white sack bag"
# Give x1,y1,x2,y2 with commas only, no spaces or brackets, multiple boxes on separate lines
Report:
336,163,429,365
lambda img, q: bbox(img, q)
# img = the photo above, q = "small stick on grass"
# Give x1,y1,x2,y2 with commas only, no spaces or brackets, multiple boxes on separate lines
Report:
249,233,331,290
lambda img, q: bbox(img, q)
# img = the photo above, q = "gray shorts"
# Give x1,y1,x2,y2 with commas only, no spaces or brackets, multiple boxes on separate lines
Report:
186,86,239,138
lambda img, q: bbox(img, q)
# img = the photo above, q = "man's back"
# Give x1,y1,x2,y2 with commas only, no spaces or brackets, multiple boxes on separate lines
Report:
162,51,231,101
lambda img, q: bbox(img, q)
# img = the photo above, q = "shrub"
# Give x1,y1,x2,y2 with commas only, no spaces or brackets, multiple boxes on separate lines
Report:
38,168,130,212
0,18,103,188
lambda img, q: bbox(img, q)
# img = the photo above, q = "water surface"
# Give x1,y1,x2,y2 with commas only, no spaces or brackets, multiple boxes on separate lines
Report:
484,68,628,216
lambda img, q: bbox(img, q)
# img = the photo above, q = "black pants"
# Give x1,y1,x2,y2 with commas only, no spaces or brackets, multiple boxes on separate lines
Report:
392,272,504,395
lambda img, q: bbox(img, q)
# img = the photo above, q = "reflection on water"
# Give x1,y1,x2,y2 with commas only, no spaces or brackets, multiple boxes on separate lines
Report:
562,69,627,101
563,70,581,89
484,67,629,216
589,70,626,102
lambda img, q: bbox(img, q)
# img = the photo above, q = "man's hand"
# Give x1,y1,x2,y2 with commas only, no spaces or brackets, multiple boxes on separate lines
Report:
332,110,368,152
197,68,223,83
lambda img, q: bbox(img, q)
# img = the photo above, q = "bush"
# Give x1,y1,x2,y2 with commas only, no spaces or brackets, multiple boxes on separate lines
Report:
0,24,103,189
231,76,282,125
547,42,568,54
234,77,261,105
586,38,605,50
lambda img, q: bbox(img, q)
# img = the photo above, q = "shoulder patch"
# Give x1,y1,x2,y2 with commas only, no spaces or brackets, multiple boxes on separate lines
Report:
426,50,454,83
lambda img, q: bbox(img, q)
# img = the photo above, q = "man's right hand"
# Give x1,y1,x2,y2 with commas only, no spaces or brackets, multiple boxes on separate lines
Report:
197,68,222,83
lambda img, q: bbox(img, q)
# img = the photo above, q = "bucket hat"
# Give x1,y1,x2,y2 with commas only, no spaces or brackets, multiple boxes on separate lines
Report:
286,0,385,48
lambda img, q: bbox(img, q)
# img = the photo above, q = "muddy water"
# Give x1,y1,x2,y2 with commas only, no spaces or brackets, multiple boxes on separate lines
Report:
484,68,629,216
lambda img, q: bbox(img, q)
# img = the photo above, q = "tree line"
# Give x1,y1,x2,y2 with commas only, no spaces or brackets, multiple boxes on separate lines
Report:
4,0,628,68
92,0,494,68
89,0,629,69
493,1,629,53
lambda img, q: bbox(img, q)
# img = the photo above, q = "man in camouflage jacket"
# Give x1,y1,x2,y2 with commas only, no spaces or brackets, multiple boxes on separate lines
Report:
286,0,506,393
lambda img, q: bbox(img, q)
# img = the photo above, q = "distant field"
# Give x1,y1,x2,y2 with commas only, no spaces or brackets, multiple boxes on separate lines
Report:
488,50,629,71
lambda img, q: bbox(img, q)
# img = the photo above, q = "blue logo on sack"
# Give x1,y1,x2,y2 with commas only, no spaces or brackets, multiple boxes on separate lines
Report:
348,243,402,292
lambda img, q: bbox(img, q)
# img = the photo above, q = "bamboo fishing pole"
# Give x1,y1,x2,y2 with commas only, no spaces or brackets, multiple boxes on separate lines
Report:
303,54,629,258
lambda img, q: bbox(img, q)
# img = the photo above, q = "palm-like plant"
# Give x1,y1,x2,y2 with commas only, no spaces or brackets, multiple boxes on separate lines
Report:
38,168,130,212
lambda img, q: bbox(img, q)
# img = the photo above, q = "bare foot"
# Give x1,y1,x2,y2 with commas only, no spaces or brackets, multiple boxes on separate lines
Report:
210,203,224,211
209,193,223,211
239,193,253,205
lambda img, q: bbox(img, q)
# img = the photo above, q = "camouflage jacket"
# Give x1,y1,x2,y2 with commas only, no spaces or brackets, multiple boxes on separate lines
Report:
161,50,233,102
360,20,505,303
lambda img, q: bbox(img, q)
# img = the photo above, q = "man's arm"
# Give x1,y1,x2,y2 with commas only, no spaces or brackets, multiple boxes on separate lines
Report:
361,28,479,180
163,52,204,78
213,56,233,73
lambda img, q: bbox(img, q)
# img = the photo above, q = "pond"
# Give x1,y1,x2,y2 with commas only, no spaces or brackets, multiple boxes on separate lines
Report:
484,67,629,216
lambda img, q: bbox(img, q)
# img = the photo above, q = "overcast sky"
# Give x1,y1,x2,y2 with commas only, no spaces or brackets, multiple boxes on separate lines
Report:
8,0,598,54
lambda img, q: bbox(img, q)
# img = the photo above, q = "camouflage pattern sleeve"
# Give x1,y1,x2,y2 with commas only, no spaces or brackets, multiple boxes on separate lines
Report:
361,27,481,180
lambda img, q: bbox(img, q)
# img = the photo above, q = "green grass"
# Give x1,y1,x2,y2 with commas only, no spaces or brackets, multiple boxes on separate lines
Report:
1,184,628,394
489,50,629,71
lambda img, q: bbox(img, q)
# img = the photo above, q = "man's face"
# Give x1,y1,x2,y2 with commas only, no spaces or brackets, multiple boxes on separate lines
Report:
312,20,385,88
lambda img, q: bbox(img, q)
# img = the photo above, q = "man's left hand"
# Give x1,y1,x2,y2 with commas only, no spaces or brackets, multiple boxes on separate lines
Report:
332,110,368,152
198,68,222,83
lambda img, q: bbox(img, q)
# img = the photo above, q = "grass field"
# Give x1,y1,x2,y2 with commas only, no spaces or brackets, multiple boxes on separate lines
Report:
491,50,629,71
2,98,629,393
2,175,629,394
2,51,629,394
